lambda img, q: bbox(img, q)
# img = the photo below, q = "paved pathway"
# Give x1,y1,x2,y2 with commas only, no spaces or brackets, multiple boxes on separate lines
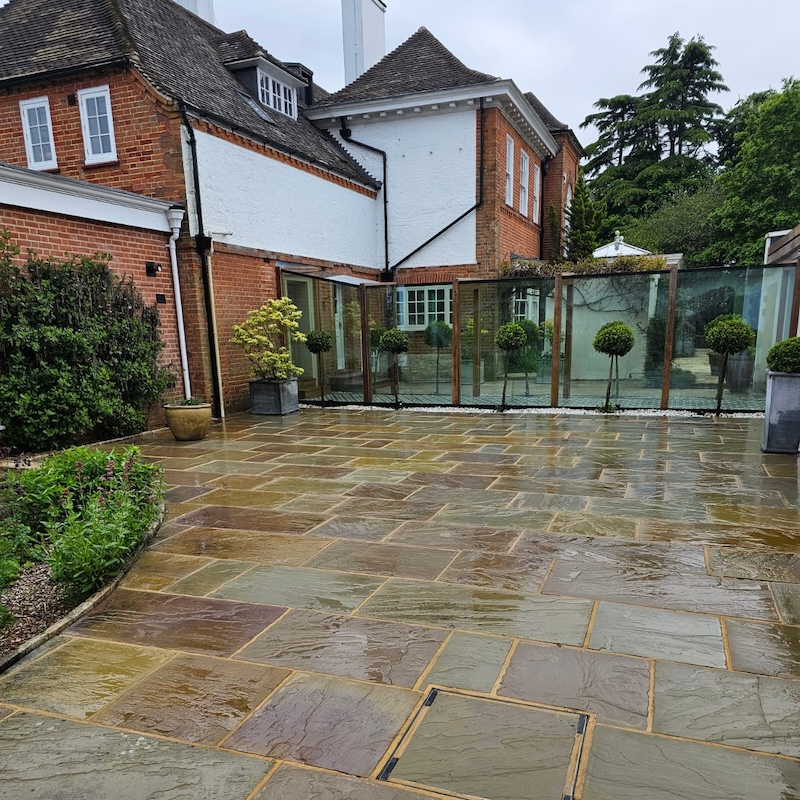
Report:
1,410,799,799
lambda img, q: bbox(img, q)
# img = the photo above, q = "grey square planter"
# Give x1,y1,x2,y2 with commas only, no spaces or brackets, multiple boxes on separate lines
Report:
249,378,299,415
762,370,800,453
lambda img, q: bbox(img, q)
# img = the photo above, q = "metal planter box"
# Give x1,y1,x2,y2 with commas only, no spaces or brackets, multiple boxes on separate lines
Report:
249,378,299,415
762,370,800,453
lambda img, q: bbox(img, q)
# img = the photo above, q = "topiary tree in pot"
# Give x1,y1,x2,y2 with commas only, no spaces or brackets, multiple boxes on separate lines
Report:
495,322,527,411
593,321,635,413
377,328,410,409
704,314,755,416
424,320,452,395
230,297,307,415
762,336,800,453
305,330,333,407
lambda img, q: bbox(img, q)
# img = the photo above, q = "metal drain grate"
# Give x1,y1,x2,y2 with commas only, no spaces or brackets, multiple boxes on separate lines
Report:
378,688,589,800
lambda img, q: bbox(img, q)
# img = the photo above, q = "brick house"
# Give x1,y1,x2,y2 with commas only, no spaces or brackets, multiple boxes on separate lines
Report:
0,0,581,416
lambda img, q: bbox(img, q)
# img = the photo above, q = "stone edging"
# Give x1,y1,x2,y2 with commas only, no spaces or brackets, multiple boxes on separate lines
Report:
0,502,165,675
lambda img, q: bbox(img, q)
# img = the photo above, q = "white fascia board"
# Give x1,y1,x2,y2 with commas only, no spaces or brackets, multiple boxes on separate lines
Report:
306,79,559,156
0,163,175,232
226,57,307,88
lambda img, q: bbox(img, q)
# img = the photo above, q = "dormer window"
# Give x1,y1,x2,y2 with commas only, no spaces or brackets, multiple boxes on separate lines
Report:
258,70,296,119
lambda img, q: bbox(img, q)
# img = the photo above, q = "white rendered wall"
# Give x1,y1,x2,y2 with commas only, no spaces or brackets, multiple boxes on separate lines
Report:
332,111,477,270
186,130,379,268
342,0,386,84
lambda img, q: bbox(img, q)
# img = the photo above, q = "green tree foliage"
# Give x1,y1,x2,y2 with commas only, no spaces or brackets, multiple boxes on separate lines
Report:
495,322,527,410
566,170,606,261
582,95,642,174
377,328,409,408
423,320,452,395
593,321,635,412
0,233,173,452
766,337,800,374
304,330,333,406
702,79,800,266
704,314,755,414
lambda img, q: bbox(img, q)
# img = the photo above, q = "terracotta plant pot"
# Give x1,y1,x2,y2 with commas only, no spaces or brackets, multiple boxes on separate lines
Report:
163,403,212,441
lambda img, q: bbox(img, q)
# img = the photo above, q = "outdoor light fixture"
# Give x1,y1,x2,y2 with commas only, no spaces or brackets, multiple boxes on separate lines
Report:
145,261,162,277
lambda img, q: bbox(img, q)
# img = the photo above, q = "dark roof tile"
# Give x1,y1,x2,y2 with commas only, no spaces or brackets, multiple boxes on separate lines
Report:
317,26,499,107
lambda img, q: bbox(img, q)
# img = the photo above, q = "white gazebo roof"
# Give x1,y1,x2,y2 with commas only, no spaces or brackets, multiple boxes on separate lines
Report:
593,231,652,258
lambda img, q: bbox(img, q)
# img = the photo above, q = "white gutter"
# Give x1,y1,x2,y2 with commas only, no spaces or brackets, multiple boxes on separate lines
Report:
165,207,192,399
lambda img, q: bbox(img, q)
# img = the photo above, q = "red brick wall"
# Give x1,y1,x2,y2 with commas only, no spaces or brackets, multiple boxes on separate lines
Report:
541,133,581,262
0,205,183,419
0,68,185,199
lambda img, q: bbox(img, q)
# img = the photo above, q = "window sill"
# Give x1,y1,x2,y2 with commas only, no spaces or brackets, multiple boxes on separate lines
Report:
83,159,119,169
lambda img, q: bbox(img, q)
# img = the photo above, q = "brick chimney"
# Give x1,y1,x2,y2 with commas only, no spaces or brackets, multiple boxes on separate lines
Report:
174,0,216,25
341,0,386,85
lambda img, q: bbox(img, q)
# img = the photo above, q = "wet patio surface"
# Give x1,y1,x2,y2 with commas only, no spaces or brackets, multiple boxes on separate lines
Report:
1,409,799,799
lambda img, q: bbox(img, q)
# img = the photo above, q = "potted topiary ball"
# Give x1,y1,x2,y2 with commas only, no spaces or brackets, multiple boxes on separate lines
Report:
305,330,333,407
163,397,212,441
495,322,528,411
593,321,635,413
231,297,307,415
423,320,452,395
705,314,755,416
762,336,800,453
377,327,410,409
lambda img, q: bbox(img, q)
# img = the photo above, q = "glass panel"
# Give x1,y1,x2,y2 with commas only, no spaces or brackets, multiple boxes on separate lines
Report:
557,272,660,410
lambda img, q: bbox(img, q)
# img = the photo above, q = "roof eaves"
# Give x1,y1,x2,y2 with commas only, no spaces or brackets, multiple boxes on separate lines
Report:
0,57,131,89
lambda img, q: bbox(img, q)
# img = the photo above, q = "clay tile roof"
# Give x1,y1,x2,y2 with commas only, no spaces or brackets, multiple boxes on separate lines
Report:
0,0,376,187
316,26,500,107
524,91,584,156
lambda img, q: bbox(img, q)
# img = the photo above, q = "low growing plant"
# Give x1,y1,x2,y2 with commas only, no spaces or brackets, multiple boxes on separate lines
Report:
766,337,800,374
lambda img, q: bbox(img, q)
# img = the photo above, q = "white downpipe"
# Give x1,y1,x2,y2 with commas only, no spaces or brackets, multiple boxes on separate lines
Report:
165,207,192,398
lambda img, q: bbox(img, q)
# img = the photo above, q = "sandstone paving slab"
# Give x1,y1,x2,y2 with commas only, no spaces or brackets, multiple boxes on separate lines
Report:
653,662,800,756
400,471,496,489
222,672,419,776
236,609,447,686
388,691,581,800
153,527,331,563
773,583,800,625
327,497,443,520
343,482,418,501
195,488,299,508
174,506,326,533
304,516,403,541
420,632,513,692
166,560,257,596
120,551,212,591
498,641,650,729
0,638,172,718
0,707,11,721
725,619,800,679
275,495,348,513
638,518,800,551
707,547,800,583
257,476,361,494
261,464,358,480
305,540,456,580
510,491,590,512
163,469,226,486
708,505,800,528
587,496,709,521
436,550,551,593
163,485,215,504
543,561,778,620
547,511,638,539
512,530,707,571
589,603,727,667
93,654,289,745
388,520,521,552
404,485,517,507
356,579,592,645
212,565,385,613
0,712,271,800
252,764,429,800
582,726,800,800
434,506,555,530
493,475,630,498
68,589,285,656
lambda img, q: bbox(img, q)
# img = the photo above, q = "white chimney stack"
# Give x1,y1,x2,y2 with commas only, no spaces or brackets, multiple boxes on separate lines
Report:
174,0,216,25
342,0,386,85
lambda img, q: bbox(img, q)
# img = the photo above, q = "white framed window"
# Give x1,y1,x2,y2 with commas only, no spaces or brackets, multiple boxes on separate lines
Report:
19,97,57,170
505,135,514,206
78,86,117,164
519,151,530,217
258,70,297,119
513,287,539,322
532,164,541,222
396,285,452,331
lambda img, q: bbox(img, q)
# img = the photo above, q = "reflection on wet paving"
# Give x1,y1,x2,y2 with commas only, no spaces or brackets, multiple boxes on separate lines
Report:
4,410,799,798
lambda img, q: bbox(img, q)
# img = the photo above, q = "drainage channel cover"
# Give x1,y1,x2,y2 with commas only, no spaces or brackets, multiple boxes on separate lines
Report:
378,688,588,800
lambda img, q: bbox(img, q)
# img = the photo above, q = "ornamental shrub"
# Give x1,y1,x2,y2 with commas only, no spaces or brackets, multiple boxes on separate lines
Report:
305,330,333,355
704,314,755,414
0,231,174,452
230,297,307,381
495,322,528,410
593,321,635,412
766,337,800,374
377,328,409,408
424,321,452,394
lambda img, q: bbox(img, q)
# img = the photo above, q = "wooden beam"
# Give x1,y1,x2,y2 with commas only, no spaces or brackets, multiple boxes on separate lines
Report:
660,265,679,410
451,279,461,405
551,273,562,407
359,283,372,404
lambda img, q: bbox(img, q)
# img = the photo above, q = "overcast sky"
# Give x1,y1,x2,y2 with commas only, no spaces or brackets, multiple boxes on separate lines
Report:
214,0,797,146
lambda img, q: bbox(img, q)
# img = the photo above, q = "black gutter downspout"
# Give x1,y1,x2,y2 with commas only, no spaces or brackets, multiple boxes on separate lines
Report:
390,99,486,275
339,118,391,281
539,155,551,259
180,102,223,418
